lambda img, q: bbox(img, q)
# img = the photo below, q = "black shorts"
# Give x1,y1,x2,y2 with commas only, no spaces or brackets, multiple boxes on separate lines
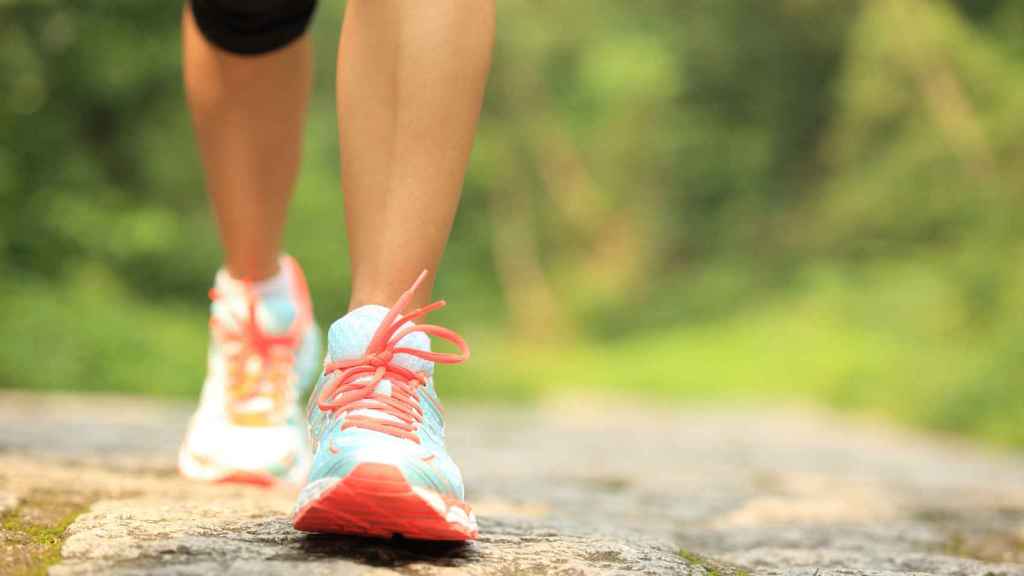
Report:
190,0,317,56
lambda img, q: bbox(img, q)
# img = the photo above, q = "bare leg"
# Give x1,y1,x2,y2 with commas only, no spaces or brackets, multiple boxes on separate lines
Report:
183,5,312,280
338,0,495,310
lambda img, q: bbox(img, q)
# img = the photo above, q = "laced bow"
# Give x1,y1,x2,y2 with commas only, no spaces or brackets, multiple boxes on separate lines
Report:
317,270,469,443
209,281,301,405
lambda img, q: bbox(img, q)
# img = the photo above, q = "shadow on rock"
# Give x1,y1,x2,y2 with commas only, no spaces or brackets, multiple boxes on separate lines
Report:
288,533,479,568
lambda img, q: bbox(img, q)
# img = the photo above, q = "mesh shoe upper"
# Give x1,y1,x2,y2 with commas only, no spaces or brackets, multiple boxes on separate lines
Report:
303,274,469,501
180,255,321,484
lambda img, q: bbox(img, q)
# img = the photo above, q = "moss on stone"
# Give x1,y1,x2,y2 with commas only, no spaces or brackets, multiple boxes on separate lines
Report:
679,548,751,576
0,492,92,576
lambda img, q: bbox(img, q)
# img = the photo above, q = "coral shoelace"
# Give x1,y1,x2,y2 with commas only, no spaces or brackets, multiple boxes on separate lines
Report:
209,283,301,406
317,270,469,443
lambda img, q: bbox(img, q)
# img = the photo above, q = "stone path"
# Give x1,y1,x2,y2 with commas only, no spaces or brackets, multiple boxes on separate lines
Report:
1,392,1023,575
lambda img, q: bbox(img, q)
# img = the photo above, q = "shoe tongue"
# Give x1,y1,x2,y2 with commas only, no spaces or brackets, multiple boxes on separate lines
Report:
212,286,296,336
211,267,298,335
327,305,433,376
254,296,296,334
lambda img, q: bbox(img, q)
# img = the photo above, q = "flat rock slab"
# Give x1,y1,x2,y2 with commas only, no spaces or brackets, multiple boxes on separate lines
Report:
1,392,1023,575
55,500,690,575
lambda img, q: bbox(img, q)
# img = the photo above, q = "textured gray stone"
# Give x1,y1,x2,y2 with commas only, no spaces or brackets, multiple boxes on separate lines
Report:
54,508,692,575
0,393,1022,574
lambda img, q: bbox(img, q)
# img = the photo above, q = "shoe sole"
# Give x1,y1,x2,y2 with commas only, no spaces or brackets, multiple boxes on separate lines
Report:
292,462,478,541
217,471,280,488
177,444,306,490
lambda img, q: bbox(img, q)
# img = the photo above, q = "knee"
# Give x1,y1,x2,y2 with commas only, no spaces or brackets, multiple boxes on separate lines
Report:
190,0,317,56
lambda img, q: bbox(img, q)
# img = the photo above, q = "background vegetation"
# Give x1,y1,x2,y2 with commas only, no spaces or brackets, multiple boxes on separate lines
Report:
3,1,1023,446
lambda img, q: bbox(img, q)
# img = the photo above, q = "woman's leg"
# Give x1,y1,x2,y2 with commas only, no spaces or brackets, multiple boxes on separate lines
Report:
178,2,321,487
183,4,313,280
337,0,495,310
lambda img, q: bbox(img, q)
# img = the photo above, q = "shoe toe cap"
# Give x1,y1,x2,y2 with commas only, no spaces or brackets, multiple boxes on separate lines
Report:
308,430,464,499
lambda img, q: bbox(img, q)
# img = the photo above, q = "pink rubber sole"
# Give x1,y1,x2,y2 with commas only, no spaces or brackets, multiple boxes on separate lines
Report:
217,471,279,488
292,463,478,541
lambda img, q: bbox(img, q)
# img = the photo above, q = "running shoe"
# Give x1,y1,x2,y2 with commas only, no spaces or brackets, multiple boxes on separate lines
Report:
179,255,322,487
292,270,477,540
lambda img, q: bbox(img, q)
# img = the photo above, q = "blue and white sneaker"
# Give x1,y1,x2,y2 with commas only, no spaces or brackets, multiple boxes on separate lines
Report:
292,271,477,540
179,255,321,487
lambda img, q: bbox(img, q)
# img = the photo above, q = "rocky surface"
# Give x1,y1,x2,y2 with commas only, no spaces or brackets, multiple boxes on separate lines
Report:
1,392,1023,575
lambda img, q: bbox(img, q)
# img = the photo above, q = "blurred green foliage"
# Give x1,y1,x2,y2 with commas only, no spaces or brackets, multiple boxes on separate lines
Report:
2,1,1023,446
